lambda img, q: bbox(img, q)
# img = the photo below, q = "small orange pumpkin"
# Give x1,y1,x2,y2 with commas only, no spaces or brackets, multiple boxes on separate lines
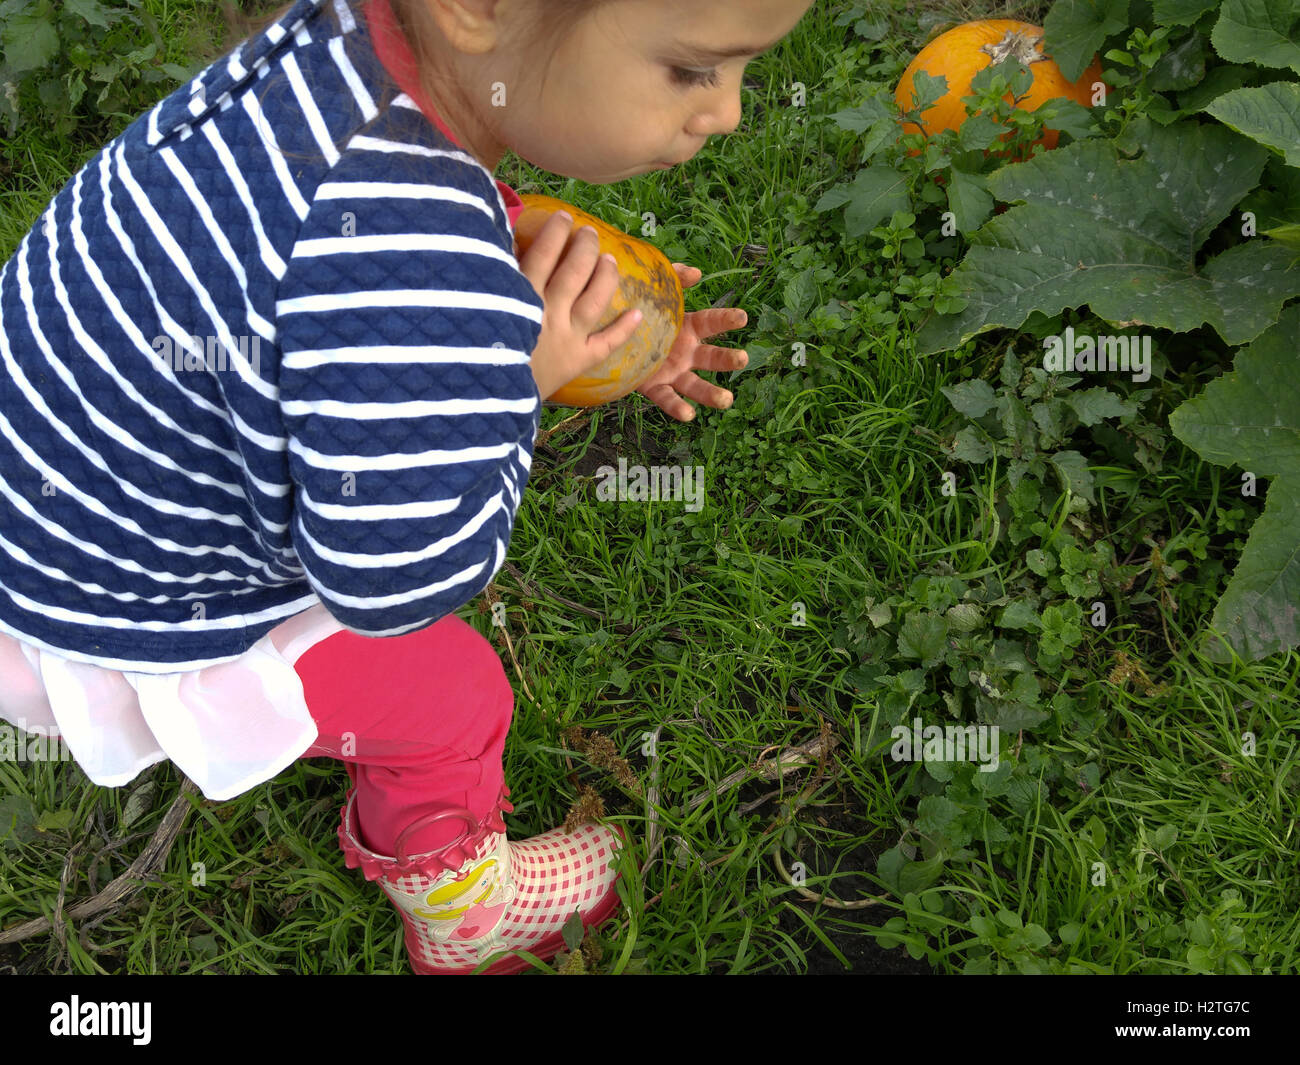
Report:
513,194,684,407
895,20,1103,157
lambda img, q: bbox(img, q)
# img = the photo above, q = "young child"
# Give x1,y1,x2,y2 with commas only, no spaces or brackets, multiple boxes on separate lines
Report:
0,0,810,974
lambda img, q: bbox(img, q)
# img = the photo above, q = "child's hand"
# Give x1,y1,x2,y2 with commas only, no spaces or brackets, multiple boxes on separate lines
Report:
516,212,642,402
635,263,749,422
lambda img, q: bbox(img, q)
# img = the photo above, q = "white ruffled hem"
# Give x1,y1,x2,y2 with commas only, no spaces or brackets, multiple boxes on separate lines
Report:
0,603,347,801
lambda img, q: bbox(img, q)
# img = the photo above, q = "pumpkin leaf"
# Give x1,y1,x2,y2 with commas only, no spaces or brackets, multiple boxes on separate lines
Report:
945,167,994,233
1147,31,1206,92
1152,0,1221,25
1210,0,1300,75
915,120,1300,354
1176,62,1263,113
1202,82,1300,167
1042,0,1131,83
1168,304,1300,662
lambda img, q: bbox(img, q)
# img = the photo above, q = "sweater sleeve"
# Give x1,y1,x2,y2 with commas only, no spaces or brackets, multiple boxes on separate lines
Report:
274,143,543,636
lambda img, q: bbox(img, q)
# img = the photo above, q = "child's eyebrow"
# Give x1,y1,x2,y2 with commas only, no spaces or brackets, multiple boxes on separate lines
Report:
669,36,783,61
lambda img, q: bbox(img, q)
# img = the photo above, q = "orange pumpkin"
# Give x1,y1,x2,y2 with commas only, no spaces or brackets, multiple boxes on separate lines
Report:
894,20,1103,156
513,194,684,407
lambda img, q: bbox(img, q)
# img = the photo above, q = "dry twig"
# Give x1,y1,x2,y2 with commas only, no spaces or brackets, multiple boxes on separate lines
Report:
0,775,200,946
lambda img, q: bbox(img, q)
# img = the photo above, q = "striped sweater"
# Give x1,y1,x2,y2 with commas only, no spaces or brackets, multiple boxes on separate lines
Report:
0,0,545,674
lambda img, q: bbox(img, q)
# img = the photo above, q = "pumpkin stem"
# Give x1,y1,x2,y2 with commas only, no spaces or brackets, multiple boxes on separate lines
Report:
979,30,1046,67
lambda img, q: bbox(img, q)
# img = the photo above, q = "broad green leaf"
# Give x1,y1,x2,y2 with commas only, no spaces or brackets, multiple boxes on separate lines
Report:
942,379,998,418
946,167,994,233
994,700,1050,730
898,855,946,893
874,845,906,893
1049,450,1095,505
856,118,898,164
999,599,1040,629
1147,31,1206,92
951,426,993,462
1211,0,1300,74
957,113,1008,152
0,794,37,847
1039,98,1101,142
1203,83,1300,167
36,808,75,832
827,93,892,134
897,611,948,667
854,15,889,41
561,910,585,951
1,7,59,74
899,70,948,115
914,123,1300,353
917,795,963,838
783,267,816,318
1169,303,1300,661
1065,386,1135,425
1130,118,1267,250
64,0,113,29
1153,0,1221,24
1043,0,1130,83
946,603,984,632
839,164,911,239
1177,63,1262,113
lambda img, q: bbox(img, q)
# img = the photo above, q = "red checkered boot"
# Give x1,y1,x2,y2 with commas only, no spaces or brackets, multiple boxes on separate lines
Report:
337,785,625,974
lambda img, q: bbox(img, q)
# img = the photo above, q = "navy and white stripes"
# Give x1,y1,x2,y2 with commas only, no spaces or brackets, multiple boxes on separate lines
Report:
0,0,544,674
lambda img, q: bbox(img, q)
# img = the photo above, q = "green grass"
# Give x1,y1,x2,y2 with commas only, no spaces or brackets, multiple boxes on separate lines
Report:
1,0,1297,976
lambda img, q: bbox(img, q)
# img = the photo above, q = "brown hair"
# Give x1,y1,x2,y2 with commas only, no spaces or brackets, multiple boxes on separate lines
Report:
225,0,609,140
391,0,608,144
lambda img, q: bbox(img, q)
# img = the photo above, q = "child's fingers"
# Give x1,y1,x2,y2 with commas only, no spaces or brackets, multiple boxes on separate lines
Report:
570,253,622,327
545,225,603,306
516,211,576,293
587,305,643,360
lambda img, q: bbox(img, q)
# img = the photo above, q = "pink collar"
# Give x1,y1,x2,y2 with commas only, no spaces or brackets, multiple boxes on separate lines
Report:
363,0,526,227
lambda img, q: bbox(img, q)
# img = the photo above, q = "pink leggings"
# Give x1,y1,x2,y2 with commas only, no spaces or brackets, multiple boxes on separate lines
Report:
292,613,514,859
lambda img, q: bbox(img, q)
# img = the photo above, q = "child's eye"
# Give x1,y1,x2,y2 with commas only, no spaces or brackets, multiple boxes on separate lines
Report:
670,66,721,90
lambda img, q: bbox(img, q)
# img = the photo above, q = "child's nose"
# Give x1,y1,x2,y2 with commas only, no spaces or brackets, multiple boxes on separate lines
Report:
689,90,744,141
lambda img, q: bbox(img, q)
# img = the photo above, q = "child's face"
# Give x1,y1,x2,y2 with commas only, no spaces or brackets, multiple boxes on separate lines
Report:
443,0,816,183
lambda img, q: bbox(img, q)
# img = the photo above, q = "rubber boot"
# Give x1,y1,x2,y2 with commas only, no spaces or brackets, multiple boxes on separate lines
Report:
337,784,625,974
